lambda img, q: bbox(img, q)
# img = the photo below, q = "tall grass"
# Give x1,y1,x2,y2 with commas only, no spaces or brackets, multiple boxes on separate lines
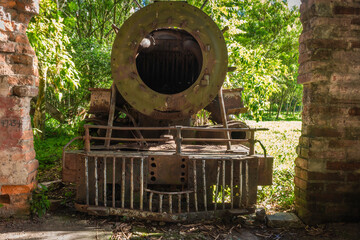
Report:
246,121,301,212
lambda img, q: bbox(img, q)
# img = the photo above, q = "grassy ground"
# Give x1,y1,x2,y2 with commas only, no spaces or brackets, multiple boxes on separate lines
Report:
245,120,302,212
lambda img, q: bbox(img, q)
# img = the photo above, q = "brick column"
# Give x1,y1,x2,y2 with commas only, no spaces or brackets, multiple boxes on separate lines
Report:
296,0,360,224
0,0,39,217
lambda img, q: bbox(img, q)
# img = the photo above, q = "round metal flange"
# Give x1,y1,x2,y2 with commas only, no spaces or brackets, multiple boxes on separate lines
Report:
111,1,228,119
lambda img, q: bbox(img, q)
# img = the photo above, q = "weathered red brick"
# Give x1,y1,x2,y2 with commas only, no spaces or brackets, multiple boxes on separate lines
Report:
0,42,16,53
327,162,360,171
0,182,36,195
334,6,360,15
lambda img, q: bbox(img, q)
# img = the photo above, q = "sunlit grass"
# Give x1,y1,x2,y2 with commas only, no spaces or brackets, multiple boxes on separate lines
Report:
246,121,301,212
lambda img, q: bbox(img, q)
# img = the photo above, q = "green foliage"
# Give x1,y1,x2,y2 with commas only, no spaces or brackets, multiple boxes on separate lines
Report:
0,203,3,208
30,184,51,218
28,0,79,101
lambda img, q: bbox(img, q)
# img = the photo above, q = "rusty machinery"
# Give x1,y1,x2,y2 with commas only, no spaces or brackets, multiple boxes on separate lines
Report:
62,1,273,222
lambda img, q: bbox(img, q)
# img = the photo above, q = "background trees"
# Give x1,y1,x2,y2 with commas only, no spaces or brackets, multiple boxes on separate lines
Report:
28,0,302,133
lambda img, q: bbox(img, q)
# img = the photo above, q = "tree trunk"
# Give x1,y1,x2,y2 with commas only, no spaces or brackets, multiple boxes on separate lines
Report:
276,92,285,120
33,67,47,138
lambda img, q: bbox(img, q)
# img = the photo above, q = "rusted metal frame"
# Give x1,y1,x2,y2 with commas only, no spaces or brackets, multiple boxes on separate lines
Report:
92,137,170,142
230,160,234,209
104,157,107,207
202,160,207,211
186,193,190,213
239,161,243,208
214,161,221,211
222,160,226,209
112,157,116,208
144,189,194,195
193,159,198,212
85,127,91,153
149,192,153,212
85,156,89,205
105,84,117,148
130,158,134,209
178,194,181,213
176,126,182,154
121,157,126,208
249,130,255,155
246,159,250,206
95,157,98,206
76,204,229,222
84,124,267,132
62,136,82,170
169,195,173,214
159,194,163,213
140,157,144,211
218,87,231,150
133,0,142,9
182,138,248,142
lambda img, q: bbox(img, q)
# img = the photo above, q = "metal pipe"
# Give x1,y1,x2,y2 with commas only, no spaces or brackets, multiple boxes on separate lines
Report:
222,160,226,209
178,194,181,213
84,124,268,132
130,158,134,209
95,157,98,206
215,161,221,211
230,160,234,209
159,194,163,213
246,159,249,206
186,193,190,213
144,189,194,195
112,157,116,208
149,192,153,212
218,87,231,150
239,161,243,208
193,159,198,212
249,131,255,155
85,127,90,152
121,157,126,208
202,160,207,211
85,156,89,205
176,126,182,154
169,195,173,214
140,157,144,210
182,138,249,143
104,157,107,207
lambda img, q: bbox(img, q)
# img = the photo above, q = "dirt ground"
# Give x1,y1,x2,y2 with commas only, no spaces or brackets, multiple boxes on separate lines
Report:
1,204,359,240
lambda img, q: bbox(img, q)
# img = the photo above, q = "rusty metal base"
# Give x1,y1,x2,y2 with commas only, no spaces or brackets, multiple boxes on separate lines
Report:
75,203,252,222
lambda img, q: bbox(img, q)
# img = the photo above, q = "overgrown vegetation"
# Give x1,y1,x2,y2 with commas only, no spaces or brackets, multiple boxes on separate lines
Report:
247,120,301,211
30,184,51,218
29,0,302,211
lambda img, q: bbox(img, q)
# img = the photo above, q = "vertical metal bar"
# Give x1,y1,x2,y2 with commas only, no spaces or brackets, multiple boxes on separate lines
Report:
95,157,98,206
249,130,255,155
222,160,226,210
176,126,182,154
215,161,221,211
84,127,90,153
85,156,89,205
105,84,117,148
193,159,198,212
104,157,107,207
246,159,249,207
218,87,231,150
169,195,173,214
121,157,125,208
149,192,153,212
178,194,181,213
186,193,190,213
159,194,163,213
230,160,234,209
140,158,144,210
130,158,134,209
202,160,207,211
239,161,243,208
200,0,208,10
112,157,115,208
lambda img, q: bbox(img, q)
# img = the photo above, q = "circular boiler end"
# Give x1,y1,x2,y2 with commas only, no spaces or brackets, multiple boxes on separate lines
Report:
136,29,203,95
111,1,228,119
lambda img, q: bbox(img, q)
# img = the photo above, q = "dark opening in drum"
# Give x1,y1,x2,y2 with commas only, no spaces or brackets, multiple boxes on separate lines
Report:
136,29,203,94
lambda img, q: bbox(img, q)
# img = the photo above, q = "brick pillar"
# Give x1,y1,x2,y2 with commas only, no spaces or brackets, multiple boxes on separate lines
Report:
296,0,360,224
0,0,39,217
